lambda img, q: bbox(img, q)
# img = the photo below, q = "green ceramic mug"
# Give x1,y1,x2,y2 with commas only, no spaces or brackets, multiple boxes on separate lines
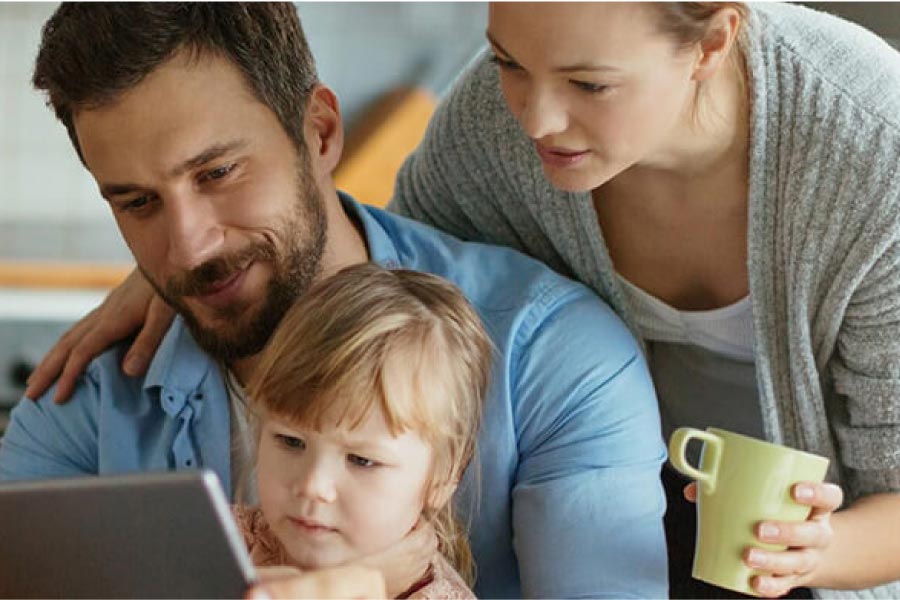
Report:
668,427,830,596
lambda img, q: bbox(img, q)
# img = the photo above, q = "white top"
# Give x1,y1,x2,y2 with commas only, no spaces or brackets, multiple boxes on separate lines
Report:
225,369,257,505
616,275,764,445
616,275,756,362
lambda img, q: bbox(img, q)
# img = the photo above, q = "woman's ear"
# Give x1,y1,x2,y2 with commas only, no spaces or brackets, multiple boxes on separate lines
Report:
692,8,742,82
303,84,344,175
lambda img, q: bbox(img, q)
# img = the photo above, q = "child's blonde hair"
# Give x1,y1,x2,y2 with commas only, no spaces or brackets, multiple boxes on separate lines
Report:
246,262,493,585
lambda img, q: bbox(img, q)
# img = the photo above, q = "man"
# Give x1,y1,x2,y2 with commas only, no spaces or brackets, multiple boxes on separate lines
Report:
0,4,667,598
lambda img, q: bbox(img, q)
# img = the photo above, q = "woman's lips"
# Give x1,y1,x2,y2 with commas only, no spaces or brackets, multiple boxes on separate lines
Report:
192,265,250,310
534,142,590,168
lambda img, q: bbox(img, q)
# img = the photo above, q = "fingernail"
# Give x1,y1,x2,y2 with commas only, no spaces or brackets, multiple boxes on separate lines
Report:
747,549,766,567
124,354,144,376
759,523,780,540
795,484,814,500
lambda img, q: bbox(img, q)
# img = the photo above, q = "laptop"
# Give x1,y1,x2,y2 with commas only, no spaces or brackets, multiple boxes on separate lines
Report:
0,469,257,599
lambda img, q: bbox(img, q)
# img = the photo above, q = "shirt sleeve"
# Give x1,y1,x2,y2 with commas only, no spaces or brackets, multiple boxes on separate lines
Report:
510,286,668,599
0,376,100,481
832,234,900,498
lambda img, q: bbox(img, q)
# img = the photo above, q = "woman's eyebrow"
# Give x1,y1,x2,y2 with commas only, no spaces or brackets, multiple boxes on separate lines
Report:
485,31,620,74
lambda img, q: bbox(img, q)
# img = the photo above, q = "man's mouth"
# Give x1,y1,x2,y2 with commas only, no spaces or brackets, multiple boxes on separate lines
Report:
190,263,252,310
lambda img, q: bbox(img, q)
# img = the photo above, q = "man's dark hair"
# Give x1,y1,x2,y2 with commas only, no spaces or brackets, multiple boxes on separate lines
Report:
32,2,319,164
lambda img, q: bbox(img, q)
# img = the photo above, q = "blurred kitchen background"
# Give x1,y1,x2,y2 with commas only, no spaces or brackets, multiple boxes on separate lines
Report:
0,2,897,432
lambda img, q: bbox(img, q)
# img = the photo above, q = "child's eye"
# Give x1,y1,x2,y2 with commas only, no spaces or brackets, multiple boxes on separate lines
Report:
347,454,378,468
274,433,305,450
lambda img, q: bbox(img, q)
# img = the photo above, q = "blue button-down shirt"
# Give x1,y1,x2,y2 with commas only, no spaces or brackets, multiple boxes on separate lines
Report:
0,195,667,598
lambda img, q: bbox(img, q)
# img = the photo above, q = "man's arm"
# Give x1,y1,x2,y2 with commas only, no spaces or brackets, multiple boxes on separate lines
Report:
511,286,668,599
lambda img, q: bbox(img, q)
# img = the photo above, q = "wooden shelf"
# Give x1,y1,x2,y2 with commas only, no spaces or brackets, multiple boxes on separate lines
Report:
0,260,132,289
335,87,436,207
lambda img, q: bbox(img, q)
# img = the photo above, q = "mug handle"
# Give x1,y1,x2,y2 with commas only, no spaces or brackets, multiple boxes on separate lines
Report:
669,428,723,494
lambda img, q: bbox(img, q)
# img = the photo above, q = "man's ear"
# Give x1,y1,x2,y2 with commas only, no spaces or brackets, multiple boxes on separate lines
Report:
303,84,344,175
692,7,742,82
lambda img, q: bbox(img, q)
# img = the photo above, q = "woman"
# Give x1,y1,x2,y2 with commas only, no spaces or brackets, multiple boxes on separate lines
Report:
390,3,900,598
26,3,900,598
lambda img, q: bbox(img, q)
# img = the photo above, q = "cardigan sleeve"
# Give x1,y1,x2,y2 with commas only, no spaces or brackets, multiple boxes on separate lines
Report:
832,233,900,497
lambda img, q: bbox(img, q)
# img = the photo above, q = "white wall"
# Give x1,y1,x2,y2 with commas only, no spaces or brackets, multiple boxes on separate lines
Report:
0,3,107,224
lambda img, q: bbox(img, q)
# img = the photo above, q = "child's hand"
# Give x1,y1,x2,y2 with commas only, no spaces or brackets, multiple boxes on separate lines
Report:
744,482,843,597
353,518,438,598
247,565,386,599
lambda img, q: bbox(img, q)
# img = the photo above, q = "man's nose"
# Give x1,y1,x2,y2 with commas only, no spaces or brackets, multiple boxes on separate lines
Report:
292,459,338,504
165,193,222,271
519,84,568,141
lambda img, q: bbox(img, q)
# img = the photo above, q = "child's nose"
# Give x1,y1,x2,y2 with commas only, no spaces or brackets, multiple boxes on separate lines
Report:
293,461,337,503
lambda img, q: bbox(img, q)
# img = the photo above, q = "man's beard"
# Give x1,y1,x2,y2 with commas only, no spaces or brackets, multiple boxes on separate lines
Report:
142,157,328,363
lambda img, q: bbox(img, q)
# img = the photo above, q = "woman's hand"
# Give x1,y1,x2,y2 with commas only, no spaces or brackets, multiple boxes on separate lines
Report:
684,481,844,597
25,267,174,403
744,482,843,597
247,565,386,599
352,518,438,598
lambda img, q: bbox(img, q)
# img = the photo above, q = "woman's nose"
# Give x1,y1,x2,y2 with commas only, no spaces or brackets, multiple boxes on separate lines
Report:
519,85,568,140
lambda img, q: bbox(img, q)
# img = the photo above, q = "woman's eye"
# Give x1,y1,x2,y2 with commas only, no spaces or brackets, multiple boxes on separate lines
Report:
571,80,610,94
347,454,377,468
488,54,521,71
275,434,305,450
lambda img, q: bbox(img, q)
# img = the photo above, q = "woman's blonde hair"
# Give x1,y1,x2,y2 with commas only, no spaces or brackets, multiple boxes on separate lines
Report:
246,262,493,586
652,2,749,48
651,2,750,121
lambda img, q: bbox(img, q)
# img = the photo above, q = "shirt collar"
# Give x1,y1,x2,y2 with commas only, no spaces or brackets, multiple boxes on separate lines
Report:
338,192,403,269
143,315,218,393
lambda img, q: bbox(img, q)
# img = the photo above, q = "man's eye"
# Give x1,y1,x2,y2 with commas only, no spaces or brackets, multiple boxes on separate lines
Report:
201,163,236,182
347,454,377,468
275,434,305,450
120,195,153,212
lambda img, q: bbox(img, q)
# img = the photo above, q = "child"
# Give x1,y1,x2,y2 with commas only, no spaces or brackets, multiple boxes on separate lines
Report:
234,263,493,599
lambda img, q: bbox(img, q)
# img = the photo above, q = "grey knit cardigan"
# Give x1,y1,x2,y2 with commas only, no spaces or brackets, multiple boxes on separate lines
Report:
390,4,900,598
